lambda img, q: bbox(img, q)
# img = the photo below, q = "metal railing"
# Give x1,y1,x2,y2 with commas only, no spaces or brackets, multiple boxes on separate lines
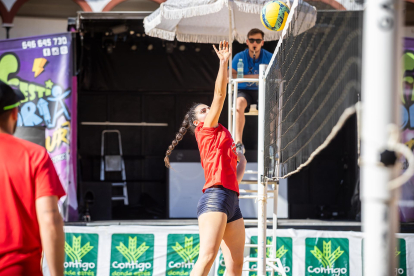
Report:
224,64,286,276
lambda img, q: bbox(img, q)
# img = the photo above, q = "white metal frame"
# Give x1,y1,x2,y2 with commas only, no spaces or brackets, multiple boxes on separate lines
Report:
229,78,260,136
226,64,286,276
361,0,404,275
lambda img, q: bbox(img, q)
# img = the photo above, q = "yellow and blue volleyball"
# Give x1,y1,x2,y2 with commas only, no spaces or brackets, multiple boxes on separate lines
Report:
261,1,290,31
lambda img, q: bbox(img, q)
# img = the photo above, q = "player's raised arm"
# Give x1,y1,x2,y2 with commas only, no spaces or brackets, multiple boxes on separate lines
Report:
203,40,231,128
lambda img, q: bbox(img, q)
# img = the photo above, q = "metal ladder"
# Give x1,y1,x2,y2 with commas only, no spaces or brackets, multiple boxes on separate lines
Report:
228,78,260,137
225,68,286,276
238,177,286,276
100,130,129,205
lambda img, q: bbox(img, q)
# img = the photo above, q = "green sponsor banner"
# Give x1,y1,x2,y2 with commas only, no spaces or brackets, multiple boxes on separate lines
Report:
305,238,349,276
396,238,407,276
166,234,200,276
216,252,226,276
110,234,154,276
248,236,292,276
64,233,99,276
362,238,407,276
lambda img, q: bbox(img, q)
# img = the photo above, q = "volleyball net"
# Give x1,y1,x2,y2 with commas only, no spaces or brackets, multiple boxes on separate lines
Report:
263,4,363,179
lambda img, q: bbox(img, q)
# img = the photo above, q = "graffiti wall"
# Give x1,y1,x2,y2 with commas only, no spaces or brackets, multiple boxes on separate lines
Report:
401,38,414,222
0,33,77,221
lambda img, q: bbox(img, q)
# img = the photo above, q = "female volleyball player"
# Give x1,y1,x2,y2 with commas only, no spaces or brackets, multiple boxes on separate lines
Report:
164,40,246,276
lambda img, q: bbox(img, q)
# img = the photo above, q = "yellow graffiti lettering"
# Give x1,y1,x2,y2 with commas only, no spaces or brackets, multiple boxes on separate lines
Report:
45,122,70,153
0,54,53,103
405,139,414,151
403,52,414,104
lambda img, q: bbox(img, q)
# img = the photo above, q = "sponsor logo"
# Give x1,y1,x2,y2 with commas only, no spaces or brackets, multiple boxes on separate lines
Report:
110,234,154,276
64,233,99,275
216,252,226,276
361,238,407,276
395,238,407,276
249,236,292,276
306,238,349,276
167,234,200,276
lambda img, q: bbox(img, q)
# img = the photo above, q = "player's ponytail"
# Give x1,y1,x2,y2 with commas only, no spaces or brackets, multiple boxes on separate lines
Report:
164,103,200,168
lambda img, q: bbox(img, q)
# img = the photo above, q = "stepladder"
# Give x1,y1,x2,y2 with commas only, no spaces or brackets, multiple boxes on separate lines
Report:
100,130,129,205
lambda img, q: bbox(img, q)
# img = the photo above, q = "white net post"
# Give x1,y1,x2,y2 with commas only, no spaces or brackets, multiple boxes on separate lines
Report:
258,64,268,276
361,0,404,275
227,6,233,133
272,78,284,260
271,183,278,259
232,83,238,137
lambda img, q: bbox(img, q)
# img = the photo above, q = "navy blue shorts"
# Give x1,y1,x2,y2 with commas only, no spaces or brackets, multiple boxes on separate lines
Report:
197,186,243,223
238,89,258,113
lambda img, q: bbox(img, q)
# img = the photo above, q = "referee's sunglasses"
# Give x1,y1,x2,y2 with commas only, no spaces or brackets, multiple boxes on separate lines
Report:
248,38,263,44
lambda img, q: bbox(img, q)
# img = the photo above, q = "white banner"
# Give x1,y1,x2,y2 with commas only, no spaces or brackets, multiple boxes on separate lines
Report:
42,226,414,276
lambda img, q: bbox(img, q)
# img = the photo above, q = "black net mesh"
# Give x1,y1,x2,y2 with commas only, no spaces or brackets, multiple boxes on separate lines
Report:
264,8,363,179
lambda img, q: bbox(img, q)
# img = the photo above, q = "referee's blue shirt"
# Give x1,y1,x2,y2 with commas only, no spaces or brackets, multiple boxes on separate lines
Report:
232,48,273,90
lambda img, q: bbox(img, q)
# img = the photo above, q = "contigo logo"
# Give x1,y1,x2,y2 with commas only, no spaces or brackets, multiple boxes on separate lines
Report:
64,236,95,272
250,238,292,275
308,241,346,275
168,236,200,269
112,236,151,271
395,247,405,275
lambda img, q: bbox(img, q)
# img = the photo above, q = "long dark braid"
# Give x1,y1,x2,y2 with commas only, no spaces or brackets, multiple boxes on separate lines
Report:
164,103,201,168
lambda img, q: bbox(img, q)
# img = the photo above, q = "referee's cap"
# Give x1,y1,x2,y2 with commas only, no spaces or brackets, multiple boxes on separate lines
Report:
0,81,24,114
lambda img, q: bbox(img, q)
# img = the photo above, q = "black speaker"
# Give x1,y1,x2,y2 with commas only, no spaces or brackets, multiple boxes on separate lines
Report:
80,182,112,220
14,126,45,147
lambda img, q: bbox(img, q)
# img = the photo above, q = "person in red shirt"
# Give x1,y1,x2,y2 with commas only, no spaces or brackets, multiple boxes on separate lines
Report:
0,81,66,276
164,41,246,276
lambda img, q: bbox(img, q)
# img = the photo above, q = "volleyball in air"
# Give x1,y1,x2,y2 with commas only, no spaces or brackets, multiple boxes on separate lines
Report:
260,1,290,31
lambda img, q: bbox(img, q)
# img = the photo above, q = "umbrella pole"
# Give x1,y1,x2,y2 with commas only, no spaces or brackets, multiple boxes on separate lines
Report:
228,4,233,135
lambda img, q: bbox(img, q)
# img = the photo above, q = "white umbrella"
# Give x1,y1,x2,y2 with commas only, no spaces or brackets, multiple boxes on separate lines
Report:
144,0,317,132
143,0,317,44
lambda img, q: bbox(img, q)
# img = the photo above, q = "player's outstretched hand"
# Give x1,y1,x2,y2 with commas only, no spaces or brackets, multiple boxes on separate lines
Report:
213,40,231,63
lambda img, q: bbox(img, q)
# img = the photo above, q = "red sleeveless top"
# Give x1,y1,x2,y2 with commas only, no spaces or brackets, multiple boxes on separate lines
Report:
195,123,239,194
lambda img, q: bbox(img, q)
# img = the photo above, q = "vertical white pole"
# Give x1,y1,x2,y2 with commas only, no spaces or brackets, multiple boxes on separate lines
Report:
228,5,233,132
228,84,233,134
272,184,279,259
273,80,284,258
232,84,238,138
258,64,268,276
361,1,403,275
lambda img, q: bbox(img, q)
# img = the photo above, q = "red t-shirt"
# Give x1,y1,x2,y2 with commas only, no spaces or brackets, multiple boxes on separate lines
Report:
0,133,66,276
195,123,239,194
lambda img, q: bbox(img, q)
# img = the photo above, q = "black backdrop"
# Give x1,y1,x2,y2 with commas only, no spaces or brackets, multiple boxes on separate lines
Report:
76,18,358,221
77,19,277,219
